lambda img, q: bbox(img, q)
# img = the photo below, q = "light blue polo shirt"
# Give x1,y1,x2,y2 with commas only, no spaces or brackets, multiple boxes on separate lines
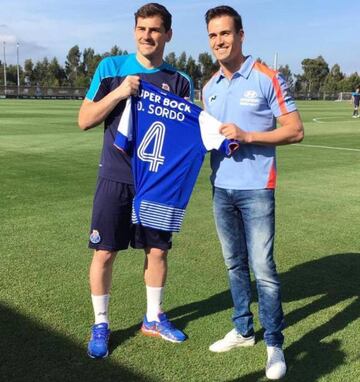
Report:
203,55,297,190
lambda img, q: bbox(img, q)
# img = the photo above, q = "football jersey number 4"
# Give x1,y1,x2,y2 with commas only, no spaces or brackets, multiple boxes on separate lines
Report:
137,121,166,172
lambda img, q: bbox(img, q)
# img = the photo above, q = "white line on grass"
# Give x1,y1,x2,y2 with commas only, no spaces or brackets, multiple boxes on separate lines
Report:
312,117,355,124
294,144,360,152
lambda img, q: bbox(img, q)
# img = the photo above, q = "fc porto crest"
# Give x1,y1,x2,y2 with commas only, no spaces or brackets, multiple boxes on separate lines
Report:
90,229,101,244
161,83,170,91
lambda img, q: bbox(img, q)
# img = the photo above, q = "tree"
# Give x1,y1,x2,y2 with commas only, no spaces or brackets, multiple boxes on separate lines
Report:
256,57,267,66
323,64,344,94
33,58,50,86
82,48,95,74
278,64,294,91
198,52,218,84
165,52,176,66
186,56,201,88
49,57,66,86
23,58,34,86
300,56,329,94
339,72,360,92
5,64,22,85
110,45,123,56
176,52,187,72
65,45,81,86
102,45,123,57
81,47,102,83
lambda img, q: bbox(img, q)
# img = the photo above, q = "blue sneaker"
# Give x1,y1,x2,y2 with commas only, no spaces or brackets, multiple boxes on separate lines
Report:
141,313,186,343
87,323,110,359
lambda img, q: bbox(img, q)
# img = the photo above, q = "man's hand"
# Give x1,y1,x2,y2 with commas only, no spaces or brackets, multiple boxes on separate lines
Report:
219,110,304,146
114,75,141,100
78,75,141,130
219,123,251,143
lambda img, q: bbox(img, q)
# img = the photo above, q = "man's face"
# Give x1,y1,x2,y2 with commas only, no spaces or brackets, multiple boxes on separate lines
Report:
207,15,244,65
135,16,172,61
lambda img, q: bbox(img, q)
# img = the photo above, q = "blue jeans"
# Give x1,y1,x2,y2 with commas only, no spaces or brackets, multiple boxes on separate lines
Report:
213,187,284,347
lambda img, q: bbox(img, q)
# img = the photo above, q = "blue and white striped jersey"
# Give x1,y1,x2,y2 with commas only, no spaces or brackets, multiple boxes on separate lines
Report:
114,81,237,232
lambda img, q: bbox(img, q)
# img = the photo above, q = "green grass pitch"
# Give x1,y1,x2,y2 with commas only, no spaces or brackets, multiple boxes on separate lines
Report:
0,99,359,381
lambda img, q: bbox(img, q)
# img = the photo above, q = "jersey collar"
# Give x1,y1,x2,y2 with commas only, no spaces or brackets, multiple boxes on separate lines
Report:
134,53,168,73
217,55,255,82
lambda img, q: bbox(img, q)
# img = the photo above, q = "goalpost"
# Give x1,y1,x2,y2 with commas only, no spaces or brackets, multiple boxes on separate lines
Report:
335,92,353,102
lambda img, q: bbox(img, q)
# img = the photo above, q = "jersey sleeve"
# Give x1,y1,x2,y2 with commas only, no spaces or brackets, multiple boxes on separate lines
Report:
267,73,297,118
179,72,195,102
198,111,239,155
85,57,111,101
114,97,133,153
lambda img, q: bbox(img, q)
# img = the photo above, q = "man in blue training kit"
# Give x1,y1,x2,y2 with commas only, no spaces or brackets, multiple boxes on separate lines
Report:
78,3,193,359
203,6,304,380
352,87,360,118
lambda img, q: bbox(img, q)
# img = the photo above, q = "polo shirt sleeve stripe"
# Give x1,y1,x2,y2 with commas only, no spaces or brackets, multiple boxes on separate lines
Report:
266,160,277,189
253,62,290,116
272,76,288,115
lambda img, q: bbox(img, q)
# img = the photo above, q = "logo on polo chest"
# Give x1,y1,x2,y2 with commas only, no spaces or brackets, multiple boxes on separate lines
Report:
240,90,259,106
209,94,217,103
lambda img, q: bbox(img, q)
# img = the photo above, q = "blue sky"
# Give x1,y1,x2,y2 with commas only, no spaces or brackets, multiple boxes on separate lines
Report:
0,0,359,75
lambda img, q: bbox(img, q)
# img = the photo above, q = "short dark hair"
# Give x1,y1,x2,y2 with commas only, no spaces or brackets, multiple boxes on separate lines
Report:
135,3,172,32
205,5,243,33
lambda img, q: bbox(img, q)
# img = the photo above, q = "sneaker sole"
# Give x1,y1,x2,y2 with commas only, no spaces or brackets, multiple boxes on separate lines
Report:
265,368,287,380
209,338,255,352
87,350,109,359
141,326,185,343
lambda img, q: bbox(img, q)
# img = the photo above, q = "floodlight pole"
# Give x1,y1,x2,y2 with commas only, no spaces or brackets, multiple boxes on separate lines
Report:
16,42,20,97
273,52,278,71
3,41,7,96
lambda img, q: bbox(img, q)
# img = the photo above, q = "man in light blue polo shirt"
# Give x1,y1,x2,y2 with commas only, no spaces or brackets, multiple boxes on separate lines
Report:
203,6,304,380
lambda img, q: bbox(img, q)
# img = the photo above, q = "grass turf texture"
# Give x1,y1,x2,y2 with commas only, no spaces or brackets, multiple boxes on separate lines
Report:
0,99,359,382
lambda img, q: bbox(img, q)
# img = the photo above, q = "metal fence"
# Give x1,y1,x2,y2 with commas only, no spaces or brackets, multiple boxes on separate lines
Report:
293,92,341,101
0,86,349,102
0,85,86,99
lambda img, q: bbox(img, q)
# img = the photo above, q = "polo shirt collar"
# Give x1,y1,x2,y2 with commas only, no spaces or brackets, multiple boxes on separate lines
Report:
216,55,255,82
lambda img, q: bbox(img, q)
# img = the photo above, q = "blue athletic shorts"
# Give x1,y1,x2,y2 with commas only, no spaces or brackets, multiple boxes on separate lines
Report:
88,177,172,252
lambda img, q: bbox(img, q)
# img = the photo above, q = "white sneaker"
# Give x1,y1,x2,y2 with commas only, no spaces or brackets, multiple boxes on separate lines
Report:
265,346,287,380
209,329,255,352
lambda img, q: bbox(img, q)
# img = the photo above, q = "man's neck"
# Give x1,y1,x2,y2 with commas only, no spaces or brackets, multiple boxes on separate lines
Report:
136,52,163,69
220,55,246,80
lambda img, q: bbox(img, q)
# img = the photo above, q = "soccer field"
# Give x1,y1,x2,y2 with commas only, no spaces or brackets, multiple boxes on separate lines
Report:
0,99,359,382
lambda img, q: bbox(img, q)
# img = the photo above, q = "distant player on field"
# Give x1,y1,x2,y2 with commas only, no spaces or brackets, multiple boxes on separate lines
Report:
352,87,360,118
78,3,193,359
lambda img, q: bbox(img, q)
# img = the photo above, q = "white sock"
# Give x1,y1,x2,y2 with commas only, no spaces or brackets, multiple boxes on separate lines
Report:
91,294,110,325
146,286,163,322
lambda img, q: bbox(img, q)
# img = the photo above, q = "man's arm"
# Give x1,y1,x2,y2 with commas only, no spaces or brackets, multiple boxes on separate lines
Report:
78,75,140,131
219,110,304,146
